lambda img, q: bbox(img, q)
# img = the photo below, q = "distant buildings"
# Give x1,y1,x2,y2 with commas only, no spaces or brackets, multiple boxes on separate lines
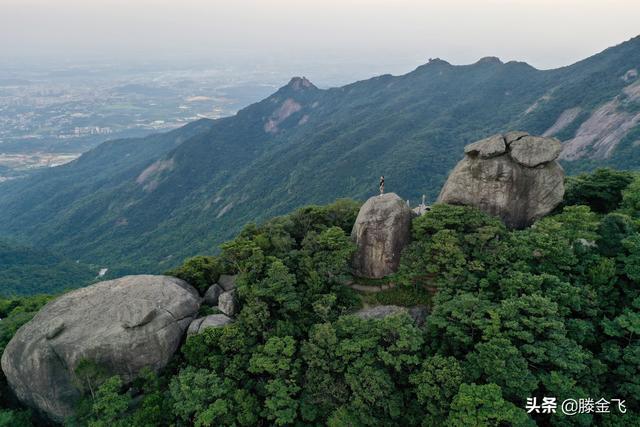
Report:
73,126,113,137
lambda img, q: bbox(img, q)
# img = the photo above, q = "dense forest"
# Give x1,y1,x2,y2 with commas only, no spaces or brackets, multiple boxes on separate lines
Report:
1,168,640,426
0,240,97,296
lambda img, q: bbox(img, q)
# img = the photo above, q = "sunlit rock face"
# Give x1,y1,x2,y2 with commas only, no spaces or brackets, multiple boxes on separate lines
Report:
438,132,564,229
351,192,413,279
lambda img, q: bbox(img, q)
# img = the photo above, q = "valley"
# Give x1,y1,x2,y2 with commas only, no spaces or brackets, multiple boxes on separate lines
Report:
1,35,639,287
3,1,640,425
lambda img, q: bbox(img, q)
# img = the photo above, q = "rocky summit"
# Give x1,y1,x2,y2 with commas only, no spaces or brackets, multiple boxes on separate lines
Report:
1,275,201,422
438,132,564,228
351,192,413,278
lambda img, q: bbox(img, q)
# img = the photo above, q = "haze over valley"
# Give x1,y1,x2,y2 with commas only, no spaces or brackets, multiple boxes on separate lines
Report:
0,62,291,178
3,3,640,426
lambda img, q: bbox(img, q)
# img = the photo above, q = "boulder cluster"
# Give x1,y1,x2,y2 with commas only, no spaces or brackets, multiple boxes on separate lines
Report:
1,274,239,422
191,274,239,335
202,274,239,318
351,131,564,279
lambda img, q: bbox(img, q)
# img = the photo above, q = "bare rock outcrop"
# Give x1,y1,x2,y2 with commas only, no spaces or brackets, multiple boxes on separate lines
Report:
351,193,413,279
509,135,562,167
218,289,238,317
464,134,506,158
1,275,201,422
204,284,223,306
438,132,564,228
218,274,237,291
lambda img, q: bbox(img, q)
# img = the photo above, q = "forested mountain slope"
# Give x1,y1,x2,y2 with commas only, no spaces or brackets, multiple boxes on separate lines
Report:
3,168,640,425
0,36,639,275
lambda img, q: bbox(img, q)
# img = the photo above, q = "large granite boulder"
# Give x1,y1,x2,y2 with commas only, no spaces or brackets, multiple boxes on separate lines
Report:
438,132,564,228
351,193,413,278
509,135,562,167
464,134,507,158
1,275,201,422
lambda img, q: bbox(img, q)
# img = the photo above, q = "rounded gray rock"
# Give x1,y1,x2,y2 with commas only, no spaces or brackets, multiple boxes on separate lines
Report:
351,193,413,278
464,134,507,158
218,274,237,291
438,132,564,228
1,275,201,422
504,130,529,144
509,135,562,167
203,284,224,306
218,289,238,317
187,314,233,335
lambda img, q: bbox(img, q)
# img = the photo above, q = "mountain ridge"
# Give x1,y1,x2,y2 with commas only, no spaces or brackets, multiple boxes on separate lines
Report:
0,35,639,276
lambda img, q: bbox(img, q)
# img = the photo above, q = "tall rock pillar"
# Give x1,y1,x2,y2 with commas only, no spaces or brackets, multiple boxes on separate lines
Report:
351,192,413,279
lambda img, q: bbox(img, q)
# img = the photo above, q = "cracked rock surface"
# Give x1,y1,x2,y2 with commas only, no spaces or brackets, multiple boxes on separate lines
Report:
438,131,564,228
1,275,201,422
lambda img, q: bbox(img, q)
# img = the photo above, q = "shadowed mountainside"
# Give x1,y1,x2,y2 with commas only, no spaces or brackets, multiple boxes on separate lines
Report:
0,36,639,276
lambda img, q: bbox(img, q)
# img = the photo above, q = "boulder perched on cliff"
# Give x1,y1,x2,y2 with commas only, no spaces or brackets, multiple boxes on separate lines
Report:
438,132,564,228
1,275,201,422
509,135,562,167
351,193,413,278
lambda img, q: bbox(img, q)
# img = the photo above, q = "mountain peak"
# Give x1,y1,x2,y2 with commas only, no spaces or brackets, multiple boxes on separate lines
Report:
411,58,452,74
426,58,451,66
476,56,503,65
285,76,317,91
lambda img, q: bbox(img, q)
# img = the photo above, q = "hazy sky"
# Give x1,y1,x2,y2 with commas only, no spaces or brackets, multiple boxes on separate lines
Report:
2,0,640,74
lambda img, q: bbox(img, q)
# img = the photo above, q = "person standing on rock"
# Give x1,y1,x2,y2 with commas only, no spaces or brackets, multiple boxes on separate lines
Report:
379,176,385,195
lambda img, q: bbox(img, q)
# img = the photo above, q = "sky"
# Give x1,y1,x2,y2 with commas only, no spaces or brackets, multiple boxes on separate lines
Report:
2,0,640,75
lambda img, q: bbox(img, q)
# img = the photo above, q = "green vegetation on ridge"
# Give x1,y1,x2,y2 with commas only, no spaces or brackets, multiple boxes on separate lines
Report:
2,168,640,426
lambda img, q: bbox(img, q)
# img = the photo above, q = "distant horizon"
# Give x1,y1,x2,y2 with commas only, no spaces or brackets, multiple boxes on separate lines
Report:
3,0,640,77
2,33,638,92
5,32,639,69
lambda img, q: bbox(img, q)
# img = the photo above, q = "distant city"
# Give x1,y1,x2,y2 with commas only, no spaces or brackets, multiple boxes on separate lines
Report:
0,57,421,182
0,62,288,179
